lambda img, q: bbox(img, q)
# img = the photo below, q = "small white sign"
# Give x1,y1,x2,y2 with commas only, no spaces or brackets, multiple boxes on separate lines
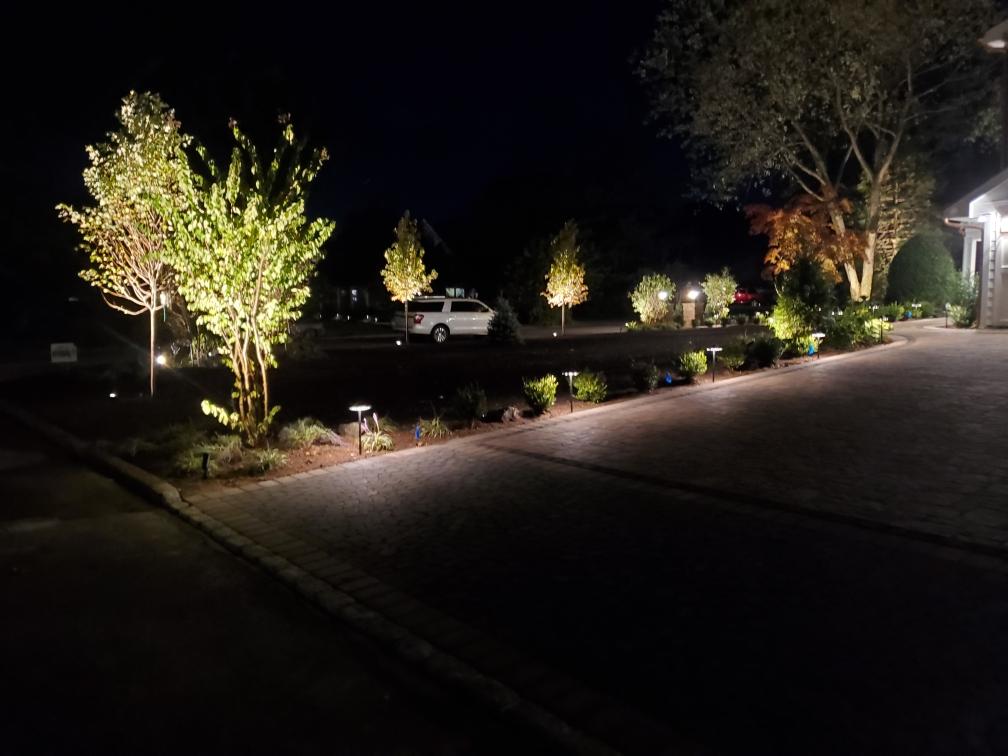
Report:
50,342,78,363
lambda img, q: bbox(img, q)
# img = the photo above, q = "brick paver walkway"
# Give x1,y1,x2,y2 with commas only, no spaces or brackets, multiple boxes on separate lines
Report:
190,322,1008,754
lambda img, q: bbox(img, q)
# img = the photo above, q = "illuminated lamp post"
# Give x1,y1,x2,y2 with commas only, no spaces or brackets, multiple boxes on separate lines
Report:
561,371,578,413
706,346,722,382
811,331,825,359
349,403,372,455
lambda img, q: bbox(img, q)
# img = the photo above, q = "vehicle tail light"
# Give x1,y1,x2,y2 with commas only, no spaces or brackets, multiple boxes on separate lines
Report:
413,314,424,325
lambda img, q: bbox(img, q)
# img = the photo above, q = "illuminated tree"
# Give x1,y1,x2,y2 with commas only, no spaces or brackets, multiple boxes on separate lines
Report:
747,195,863,283
629,273,675,325
701,267,737,322
58,91,186,396
640,0,994,300
167,119,334,446
542,220,588,334
381,211,437,344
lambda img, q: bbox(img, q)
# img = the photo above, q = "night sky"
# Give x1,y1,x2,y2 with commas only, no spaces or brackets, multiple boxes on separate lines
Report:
8,2,986,324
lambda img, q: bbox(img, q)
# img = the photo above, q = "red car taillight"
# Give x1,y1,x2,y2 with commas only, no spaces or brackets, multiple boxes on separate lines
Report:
413,314,424,325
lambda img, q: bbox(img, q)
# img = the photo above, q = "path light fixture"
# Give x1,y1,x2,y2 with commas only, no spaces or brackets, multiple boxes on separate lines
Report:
706,346,722,383
159,290,170,323
945,302,951,328
811,332,825,359
562,370,579,413
155,354,168,366
349,403,372,455
395,339,402,346
553,331,558,338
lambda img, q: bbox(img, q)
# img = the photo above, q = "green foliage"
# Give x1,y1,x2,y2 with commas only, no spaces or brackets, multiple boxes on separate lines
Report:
825,304,889,349
887,234,957,305
883,303,905,322
419,415,451,440
630,359,660,392
624,320,643,332
278,417,339,450
572,370,608,403
701,267,736,322
454,382,487,427
173,433,243,477
677,350,708,381
764,292,816,352
778,259,836,311
523,374,558,414
746,337,785,368
58,91,188,396
719,340,747,371
629,273,675,325
543,220,589,330
382,211,437,340
487,296,524,344
167,119,334,446
361,429,394,453
248,448,287,474
947,273,979,327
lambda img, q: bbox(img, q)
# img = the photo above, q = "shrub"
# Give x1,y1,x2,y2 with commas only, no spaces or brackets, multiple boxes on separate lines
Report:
278,417,340,449
630,359,660,392
886,234,956,305
746,336,784,368
778,258,836,310
523,374,558,414
765,292,815,343
173,433,244,477
629,273,675,325
419,415,451,440
919,301,936,318
948,304,974,328
882,303,904,322
487,297,524,344
825,304,889,349
719,339,746,371
701,267,737,322
677,350,708,381
624,320,643,332
454,382,487,427
948,273,978,327
573,370,608,403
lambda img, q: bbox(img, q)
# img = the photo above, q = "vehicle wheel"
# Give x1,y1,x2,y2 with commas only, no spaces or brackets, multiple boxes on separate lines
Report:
431,325,449,344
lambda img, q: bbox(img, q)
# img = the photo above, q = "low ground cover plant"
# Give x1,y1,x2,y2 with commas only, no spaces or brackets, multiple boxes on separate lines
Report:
278,417,341,449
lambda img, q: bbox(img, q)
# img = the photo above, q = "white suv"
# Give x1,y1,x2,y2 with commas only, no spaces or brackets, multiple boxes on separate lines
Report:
391,297,495,343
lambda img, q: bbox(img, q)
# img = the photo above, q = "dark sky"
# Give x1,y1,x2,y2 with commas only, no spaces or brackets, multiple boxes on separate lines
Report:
0,2,770,311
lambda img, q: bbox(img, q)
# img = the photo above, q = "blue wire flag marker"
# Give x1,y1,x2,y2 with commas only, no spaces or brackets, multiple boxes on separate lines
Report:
415,423,422,442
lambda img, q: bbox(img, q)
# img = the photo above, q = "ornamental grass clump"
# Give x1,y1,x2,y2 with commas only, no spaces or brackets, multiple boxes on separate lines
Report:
572,370,608,403
677,350,708,382
278,417,340,450
523,374,558,414
419,415,451,440
361,414,395,453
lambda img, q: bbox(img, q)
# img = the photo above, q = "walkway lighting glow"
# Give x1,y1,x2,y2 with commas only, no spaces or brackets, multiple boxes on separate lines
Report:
561,370,579,413
706,346,722,382
349,403,372,455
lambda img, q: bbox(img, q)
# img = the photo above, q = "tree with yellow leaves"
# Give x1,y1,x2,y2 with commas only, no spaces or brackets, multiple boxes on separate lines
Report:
542,220,588,334
381,211,437,344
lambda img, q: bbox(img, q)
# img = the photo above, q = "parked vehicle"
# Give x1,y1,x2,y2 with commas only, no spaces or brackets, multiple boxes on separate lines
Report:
391,297,495,343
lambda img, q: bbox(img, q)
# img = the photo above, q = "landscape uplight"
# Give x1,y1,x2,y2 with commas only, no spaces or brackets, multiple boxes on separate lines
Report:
349,403,372,455
945,302,951,328
155,354,168,366
688,289,700,301
108,392,117,399
561,370,579,413
706,346,722,382
658,290,669,301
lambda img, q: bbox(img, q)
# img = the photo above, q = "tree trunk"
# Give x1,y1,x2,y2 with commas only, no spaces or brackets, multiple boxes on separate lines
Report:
149,296,156,397
561,305,565,335
404,301,409,345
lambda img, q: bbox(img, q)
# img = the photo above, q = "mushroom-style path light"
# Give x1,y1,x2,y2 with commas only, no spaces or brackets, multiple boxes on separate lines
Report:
349,403,372,455
561,371,579,413
706,346,722,383
811,332,825,359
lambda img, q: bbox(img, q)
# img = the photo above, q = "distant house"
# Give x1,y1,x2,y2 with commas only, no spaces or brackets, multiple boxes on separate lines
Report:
943,20,1008,328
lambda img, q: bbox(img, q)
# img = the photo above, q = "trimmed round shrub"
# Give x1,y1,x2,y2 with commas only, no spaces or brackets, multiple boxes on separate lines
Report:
454,382,487,427
677,350,708,381
886,234,956,305
745,336,784,368
630,359,660,392
719,340,746,371
523,374,558,414
572,370,607,403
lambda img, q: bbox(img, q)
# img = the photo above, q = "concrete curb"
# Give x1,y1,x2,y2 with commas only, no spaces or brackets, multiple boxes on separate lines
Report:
0,399,624,755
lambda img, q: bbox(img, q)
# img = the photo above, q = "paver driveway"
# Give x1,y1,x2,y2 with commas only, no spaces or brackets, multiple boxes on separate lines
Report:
193,322,1008,754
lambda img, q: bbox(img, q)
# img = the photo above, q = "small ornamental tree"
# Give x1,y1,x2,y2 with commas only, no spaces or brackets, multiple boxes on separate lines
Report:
542,220,588,334
701,267,737,323
167,119,334,447
58,91,186,396
629,273,675,325
381,211,437,344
